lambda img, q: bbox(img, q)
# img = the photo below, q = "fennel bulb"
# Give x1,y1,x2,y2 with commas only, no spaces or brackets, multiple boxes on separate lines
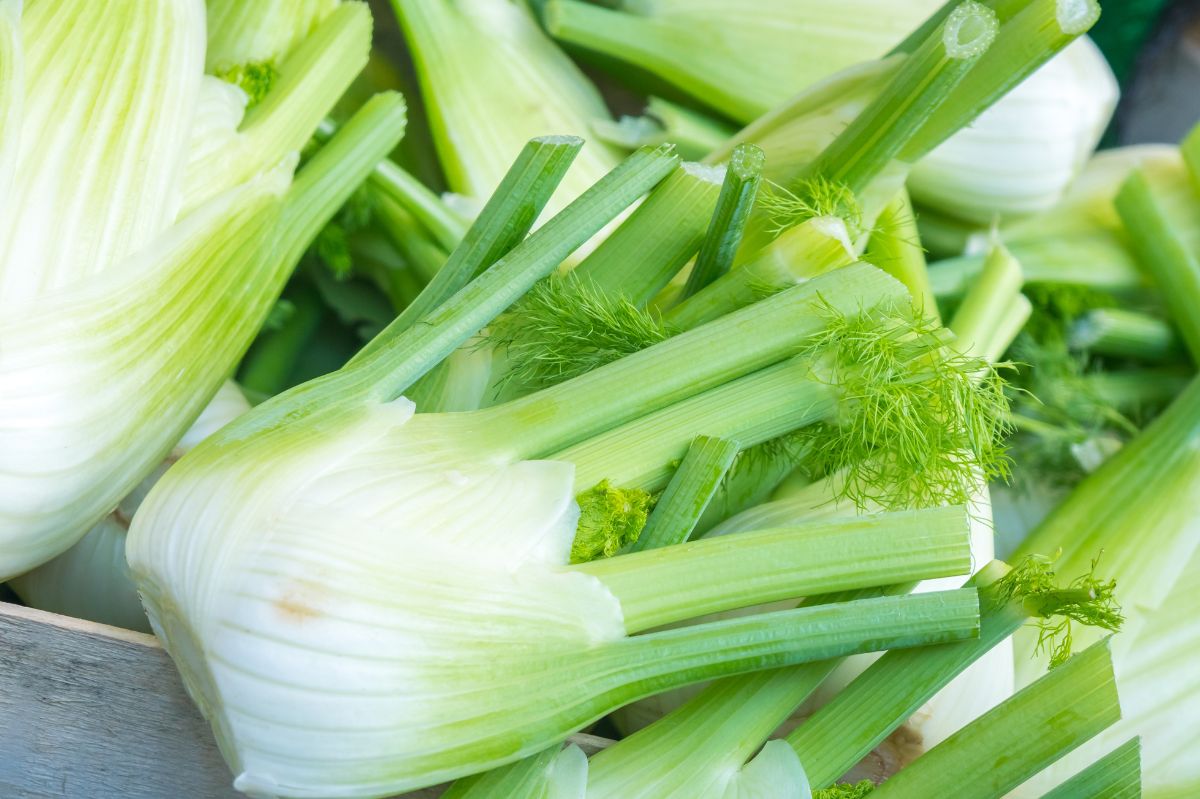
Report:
908,37,1118,223
0,0,394,579
9,382,250,632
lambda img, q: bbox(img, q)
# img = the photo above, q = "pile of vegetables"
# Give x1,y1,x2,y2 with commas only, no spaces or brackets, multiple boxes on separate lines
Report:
2,0,1196,796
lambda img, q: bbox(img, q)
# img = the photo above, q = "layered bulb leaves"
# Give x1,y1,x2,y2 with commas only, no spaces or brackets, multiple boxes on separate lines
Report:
0,0,392,579
909,36,1118,223
9,382,251,632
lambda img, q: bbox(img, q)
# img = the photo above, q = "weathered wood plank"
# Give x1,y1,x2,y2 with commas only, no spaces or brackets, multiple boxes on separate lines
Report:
0,602,609,798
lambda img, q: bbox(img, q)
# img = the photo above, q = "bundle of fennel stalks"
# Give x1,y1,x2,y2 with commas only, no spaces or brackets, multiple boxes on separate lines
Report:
3,0,1197,796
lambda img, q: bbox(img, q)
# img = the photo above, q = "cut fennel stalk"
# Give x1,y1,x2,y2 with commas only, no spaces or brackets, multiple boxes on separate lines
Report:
867,639,1121,799
0,0,397,580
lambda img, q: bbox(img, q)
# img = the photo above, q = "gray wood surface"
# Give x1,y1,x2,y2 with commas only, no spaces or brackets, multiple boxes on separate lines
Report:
0,602,609,798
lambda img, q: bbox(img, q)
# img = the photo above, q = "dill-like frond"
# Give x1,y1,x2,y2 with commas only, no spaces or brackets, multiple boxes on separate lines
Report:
756,176,863,238
793,301,1013,511
992,553,1124,669
490,273,673,392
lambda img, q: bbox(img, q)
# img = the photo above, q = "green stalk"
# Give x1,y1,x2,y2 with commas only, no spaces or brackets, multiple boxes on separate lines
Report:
279,94,410,262
928,246,1146,302
1115,163,1200,362
867,189,938,319
902,0,1102,161
1039,738,1141,799
488,262,906,461
371,193,449,284
785,561,1110,787
804,1,998,197
988,293,1032,363
315,118,467,251
1081,369,1192,414
354,135,584,363
573,161,724,305
543,0,765,124
574,506,972,632
1069,308,1184,363
681,144,765,299
948,244,1024,360
591,96,737,162
349,144,680,399
665,219,856,331
1184,121,1200,191
693,440,808,537
238,283,324,399
869,640,1120,799
557,358,835,492
629,436,741,552
371,159,466,253
583,589,980,717
587,665,838,797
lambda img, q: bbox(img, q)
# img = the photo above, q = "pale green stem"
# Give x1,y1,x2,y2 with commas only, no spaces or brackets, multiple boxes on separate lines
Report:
316,118,467,251
371,193,449,283
986,293,1032,363
441,744,569,799
868,640,1120,799
868,189,939,319
1069,308,1184,363
1014,375,1200,663
1081,369,1192,413
556,358,838,493
645,96,737,158
582,589,980,714
902,0,1101,162
928,249,1146,302
583,586,906,797
804,1,997,197
352,136,584,363
1038,738,1141,799
279,94,410,258
692,440,807,538
665,220,856,331
681,144,765,300
1183,120,1200,194
347,144,680,400
592,97,737,162
948,244,1024,360
574,505,972,632
543,0,763,123
574,161,723,305
1115,167,1200,362
629,436,741,552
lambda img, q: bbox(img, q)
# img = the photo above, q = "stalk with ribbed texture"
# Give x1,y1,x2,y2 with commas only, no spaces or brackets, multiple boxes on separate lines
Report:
868,640,1121,799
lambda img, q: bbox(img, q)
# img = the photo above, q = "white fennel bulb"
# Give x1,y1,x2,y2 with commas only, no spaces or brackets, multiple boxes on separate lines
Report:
9,382,251,631
909,37,1118,223
0,0,388,579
